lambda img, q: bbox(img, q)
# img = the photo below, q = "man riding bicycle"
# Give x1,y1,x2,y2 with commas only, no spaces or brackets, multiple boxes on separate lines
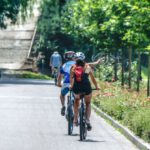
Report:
70,52,100,131
50,51,62,76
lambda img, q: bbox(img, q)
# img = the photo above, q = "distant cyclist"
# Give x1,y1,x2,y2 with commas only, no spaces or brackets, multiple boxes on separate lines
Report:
57,51,75,116
70,52,100,131
50,51,62,76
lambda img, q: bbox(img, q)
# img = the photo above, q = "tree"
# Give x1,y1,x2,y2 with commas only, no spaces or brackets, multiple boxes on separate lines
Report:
0,0,35,28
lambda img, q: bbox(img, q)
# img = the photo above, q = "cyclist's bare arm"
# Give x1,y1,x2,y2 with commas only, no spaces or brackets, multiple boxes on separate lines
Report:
89,71,100,90
88,59,102,68
70,66,75,89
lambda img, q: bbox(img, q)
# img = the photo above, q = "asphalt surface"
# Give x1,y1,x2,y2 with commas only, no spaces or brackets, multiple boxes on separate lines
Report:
0,79,139,150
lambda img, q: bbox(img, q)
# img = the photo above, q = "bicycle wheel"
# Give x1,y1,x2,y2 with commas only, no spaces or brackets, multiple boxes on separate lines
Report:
83,113,87,140
68,106,73,135
54,76,57,85
67,96,73,135
79,106,84,141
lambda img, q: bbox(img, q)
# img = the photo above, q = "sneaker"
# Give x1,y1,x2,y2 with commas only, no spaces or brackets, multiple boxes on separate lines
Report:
86,121,92,131
61,106,66,116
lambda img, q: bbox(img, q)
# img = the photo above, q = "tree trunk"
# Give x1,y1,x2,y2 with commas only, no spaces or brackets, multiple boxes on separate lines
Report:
121,49,125,87
128,47,132,89
137,51,141,92
147,52,150,96
114,51,118,81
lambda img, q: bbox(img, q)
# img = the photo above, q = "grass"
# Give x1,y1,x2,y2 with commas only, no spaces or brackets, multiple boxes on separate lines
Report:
142,66,148,80
92,81,150,143
19,71,51,80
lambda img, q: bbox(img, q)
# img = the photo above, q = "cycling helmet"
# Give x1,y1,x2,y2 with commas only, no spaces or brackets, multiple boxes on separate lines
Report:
64,51,75,60
74,52,85,60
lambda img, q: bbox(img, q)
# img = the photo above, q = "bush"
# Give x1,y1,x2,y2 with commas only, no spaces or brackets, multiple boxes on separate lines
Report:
95,60,138,84
123,108,150,143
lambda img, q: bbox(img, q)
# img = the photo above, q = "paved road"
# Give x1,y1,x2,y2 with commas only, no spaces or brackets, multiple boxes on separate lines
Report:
0,79,138,150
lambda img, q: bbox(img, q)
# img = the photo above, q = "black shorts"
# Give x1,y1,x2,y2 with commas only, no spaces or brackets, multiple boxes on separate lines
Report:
72,82,92,95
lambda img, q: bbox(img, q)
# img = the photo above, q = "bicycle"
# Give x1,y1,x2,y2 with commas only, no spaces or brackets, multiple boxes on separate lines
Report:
79,89,97,141
66,89,74,135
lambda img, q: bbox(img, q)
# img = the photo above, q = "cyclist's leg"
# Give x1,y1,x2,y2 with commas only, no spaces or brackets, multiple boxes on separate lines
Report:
51,66,54,74
73,94,80,125
84,93,92,121
84,93,92,130
60,85,69,116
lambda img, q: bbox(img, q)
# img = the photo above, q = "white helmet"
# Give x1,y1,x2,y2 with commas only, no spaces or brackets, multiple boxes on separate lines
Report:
74,52,85,60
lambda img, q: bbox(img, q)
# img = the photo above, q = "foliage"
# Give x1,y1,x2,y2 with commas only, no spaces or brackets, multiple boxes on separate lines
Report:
0,0,35,28
33,0,75,65
34,0,150,62
123,108,150,142
61,0,150,53
34,0,150,91
95,59,138,84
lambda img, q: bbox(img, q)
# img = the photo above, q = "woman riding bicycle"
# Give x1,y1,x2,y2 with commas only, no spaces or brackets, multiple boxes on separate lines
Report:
70,52,100,131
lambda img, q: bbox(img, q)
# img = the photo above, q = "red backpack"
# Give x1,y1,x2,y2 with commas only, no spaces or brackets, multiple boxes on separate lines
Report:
74,65,85,82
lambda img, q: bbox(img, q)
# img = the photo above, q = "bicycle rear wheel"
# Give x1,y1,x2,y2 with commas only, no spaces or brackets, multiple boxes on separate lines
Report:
54,76,57,85
68,108,73,135
80,107,86,141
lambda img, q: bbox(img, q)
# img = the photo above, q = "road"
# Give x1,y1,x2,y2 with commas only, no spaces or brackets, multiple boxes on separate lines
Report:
0,79,138,150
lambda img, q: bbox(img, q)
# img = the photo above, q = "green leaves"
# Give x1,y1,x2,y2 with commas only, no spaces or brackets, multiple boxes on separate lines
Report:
0,0,35,28
61,0,150,53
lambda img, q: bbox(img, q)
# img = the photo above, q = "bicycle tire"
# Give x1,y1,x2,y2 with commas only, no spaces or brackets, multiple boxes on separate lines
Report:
83,114,87,140
79,107,84,141
54,76,57,85
68,106,73,135
67,95,73,135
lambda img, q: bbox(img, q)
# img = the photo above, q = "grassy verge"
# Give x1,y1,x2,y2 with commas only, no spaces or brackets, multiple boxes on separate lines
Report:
92,81,150,143
19,71,51,80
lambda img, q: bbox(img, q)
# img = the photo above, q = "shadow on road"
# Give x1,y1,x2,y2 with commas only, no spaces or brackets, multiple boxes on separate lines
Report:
71,133,79,136
78,139,106,143
64,133,79,137
0,80,54,86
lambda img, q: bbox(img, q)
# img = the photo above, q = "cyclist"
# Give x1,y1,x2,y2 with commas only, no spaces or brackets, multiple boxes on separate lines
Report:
50,51,62,76
57,51,75,116
70,52,100,131
58,51,102,116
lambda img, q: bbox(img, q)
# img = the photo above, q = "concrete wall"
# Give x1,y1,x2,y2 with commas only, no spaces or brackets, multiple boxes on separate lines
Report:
0,7,39,69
